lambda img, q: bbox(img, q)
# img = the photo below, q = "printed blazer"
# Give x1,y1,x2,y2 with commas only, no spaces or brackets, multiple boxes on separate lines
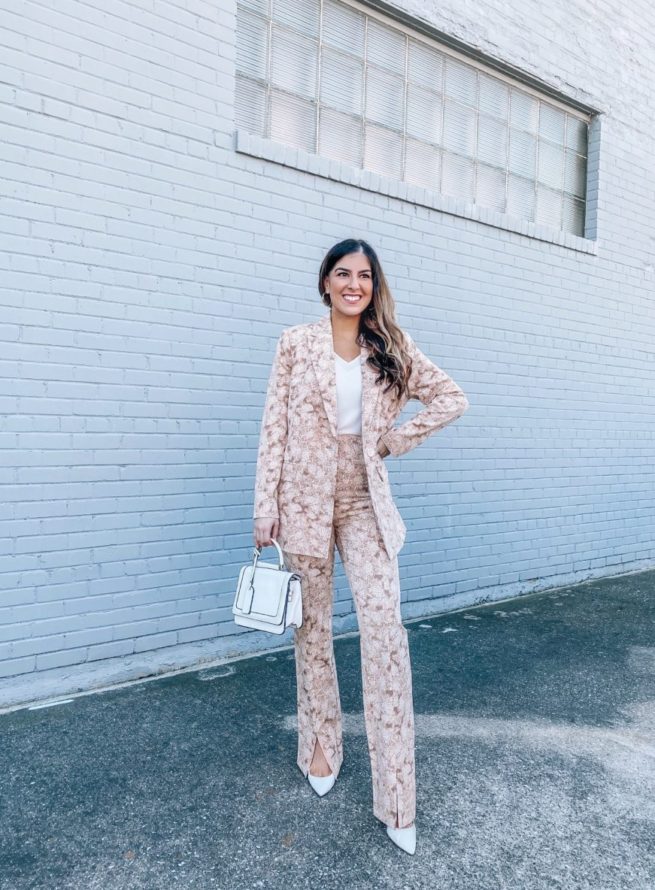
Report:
253,312,470,560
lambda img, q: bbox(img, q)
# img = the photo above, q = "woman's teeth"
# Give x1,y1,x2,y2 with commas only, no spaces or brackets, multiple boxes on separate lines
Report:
343,295,361,303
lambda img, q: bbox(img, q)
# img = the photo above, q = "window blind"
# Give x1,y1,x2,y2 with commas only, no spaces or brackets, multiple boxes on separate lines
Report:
235,0,589,236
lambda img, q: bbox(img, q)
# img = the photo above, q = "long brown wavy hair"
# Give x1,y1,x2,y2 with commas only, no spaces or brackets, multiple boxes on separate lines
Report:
318,239,412,399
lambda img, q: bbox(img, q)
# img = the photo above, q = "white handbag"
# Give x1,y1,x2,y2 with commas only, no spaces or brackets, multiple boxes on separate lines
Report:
232,538,303,634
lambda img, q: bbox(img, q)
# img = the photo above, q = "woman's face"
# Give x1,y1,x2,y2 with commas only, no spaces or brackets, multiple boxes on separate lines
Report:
323,252,374,320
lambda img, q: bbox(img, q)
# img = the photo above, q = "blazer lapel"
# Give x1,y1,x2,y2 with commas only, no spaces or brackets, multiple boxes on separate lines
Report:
360,346,381,452
308,313,381,447
308,314,338,438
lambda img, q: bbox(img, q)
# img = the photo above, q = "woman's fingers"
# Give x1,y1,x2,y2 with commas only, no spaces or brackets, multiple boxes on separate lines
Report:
253,517,278,549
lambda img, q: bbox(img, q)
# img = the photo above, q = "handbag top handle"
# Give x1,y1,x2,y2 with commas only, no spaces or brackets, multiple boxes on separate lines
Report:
253,537,285,571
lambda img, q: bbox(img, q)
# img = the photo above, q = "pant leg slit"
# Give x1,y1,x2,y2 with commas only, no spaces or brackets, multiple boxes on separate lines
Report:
284,538,344,782
333,434,417,829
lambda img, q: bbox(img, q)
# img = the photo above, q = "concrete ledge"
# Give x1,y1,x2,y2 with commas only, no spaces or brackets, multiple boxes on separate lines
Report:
235,130,598,255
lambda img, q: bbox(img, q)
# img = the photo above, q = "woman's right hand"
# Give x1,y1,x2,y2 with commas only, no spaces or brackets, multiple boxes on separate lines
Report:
254,516,279,549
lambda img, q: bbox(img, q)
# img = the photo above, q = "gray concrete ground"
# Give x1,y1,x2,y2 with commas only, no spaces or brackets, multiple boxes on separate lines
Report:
1,569,655,890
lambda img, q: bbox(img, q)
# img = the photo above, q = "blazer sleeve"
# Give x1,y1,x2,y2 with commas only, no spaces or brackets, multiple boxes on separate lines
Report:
253,330,292,519
379,333,469,458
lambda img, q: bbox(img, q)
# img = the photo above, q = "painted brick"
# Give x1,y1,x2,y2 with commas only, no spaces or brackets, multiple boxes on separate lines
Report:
35,647,89,672
0,0,653,709
0,656,37,679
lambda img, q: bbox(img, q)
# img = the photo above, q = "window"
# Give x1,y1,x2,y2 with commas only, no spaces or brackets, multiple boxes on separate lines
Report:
235,0,591,237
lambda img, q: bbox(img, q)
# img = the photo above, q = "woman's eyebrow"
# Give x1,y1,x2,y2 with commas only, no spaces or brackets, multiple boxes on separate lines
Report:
334,266,370,273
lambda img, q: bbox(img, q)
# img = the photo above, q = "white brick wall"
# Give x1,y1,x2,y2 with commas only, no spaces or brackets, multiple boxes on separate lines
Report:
1,0,654,708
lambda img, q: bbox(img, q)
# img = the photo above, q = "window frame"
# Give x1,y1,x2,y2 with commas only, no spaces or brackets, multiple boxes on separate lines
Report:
233,0,600,252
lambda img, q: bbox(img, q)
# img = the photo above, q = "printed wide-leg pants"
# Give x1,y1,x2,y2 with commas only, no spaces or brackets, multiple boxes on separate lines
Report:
282,433,416,829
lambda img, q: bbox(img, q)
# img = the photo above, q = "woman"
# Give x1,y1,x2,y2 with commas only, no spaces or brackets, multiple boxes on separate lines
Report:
253,239,469,855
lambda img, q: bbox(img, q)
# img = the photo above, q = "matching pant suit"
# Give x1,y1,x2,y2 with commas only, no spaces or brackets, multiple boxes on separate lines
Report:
253,313,470,830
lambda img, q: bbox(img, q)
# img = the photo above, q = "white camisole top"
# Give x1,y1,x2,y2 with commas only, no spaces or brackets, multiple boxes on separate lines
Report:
334,352,363,434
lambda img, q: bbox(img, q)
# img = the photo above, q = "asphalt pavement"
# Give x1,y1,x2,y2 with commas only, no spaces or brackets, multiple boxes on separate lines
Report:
2,569,654,889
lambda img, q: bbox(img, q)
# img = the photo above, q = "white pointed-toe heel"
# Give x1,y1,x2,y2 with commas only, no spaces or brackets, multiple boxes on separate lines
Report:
386,823,416,855
307,771,335,796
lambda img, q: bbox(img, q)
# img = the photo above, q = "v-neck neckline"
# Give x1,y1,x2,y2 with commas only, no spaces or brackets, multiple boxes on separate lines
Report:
334,352,361,366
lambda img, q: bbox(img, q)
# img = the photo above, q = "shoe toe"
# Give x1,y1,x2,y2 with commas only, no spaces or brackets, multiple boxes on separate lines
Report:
386,824,416,855
307,772,335,796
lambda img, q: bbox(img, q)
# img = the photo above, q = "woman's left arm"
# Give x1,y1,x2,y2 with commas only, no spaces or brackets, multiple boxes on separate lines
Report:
253,330,292,519
378,333,470,458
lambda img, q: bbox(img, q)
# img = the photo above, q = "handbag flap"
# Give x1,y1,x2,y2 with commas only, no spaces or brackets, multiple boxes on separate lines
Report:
234,561,292,626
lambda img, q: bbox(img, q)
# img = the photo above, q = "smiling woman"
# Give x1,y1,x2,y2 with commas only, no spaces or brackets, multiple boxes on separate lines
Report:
327,252,372,305
252,238,470,855
318,239,416,404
